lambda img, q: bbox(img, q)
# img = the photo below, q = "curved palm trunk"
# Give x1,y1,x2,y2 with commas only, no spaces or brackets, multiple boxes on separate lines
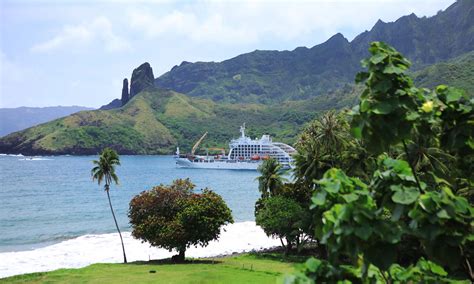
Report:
106,188,127,264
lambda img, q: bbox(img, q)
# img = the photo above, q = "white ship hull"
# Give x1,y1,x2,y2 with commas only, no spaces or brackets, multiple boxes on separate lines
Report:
174,124,296,171
175,157,260,170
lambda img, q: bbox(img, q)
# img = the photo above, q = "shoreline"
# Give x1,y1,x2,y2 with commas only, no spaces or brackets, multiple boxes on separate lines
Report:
0,222,280,279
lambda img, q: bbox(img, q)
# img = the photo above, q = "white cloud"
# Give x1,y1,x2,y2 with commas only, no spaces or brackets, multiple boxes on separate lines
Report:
128,0,451,45
129,9,258,44
31,16,131,53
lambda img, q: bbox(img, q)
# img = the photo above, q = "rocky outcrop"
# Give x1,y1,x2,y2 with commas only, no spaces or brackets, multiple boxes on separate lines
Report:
130,62,155,98
99,63,155,110
121,78,130,105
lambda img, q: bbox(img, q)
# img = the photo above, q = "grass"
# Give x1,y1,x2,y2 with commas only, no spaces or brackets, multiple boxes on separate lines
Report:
1,253,305,284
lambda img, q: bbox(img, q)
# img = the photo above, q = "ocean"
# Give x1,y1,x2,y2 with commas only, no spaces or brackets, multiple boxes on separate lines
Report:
0,155,280,278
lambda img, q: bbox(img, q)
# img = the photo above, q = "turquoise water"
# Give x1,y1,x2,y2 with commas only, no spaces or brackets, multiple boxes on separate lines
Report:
0,155,260,252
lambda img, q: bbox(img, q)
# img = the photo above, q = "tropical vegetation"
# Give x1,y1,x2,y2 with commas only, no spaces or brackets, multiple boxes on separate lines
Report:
91,148,128,264
270,42,474,283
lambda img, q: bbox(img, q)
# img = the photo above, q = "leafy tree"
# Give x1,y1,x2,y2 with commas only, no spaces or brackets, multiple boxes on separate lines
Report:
255,158,314,254
91,148,127,264
256,196,310,254
289,42,474,283
128,179,233,262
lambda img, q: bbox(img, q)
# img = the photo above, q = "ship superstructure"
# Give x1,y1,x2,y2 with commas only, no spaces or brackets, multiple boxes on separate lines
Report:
175,124,295,170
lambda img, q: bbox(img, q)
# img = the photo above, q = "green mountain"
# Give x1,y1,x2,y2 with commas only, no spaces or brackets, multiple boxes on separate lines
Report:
155,0,474,103
1,0,473,155
0,86,360,155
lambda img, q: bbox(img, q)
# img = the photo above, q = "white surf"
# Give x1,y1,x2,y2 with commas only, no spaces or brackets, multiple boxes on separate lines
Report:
0,222,280,278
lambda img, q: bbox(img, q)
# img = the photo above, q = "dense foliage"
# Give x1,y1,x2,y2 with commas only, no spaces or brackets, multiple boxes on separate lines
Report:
413,51,474,97
255,159,312,253
128,179,233,261
285,42,474,283
256,196,308,254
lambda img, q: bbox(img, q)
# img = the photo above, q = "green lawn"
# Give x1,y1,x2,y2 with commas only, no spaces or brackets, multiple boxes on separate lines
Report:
1,253,305,284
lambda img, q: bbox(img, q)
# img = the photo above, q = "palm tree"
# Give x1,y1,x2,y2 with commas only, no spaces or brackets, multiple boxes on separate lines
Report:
293,141,332,188
91,148,127,264
256,158,287,198
309,111,350,166
398,136,455,179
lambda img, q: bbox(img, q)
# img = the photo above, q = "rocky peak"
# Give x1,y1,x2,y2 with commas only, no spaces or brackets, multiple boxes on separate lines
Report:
121,78,129,105
129,62,155,98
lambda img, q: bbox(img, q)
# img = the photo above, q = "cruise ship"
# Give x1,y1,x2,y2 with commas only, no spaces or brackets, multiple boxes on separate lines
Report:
175,124,296,170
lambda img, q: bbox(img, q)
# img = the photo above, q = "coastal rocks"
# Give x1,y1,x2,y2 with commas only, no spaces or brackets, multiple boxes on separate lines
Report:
129,62,155,98
121,78,130,105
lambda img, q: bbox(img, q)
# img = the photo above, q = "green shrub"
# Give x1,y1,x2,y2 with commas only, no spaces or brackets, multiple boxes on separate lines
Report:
128,179,234,261
256,196,309,254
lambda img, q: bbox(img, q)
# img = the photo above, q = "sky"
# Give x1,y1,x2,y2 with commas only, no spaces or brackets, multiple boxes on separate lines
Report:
0,0,455,108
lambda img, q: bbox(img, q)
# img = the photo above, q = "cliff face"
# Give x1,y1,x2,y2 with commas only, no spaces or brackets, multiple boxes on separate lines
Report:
121,78,130,105
155,0,474,103
99,1,473,107
100,62,155,110
130,62,155,98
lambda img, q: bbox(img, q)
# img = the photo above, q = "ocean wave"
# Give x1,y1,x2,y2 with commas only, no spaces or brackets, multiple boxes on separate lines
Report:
0,222,280,279
18,157,53,161
0,154,24,157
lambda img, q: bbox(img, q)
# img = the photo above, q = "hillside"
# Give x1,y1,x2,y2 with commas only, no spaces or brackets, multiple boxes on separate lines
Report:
0,106,94,137
1,0,473,155
413,51,474,95
5,47,471,156
155,0,474,103
0,86,360,155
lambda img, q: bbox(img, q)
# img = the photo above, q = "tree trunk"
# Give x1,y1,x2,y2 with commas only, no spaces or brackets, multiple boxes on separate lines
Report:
285,237,292,255
106,188,127,264
178,249,186,262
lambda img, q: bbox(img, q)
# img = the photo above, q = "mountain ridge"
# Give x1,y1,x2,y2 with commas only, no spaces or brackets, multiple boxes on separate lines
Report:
1,0,473,155
154,0,473,103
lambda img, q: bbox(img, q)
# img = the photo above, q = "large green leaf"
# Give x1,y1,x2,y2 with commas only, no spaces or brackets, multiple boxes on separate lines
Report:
391,185,420,205
312,191,327,206
371,101,394,114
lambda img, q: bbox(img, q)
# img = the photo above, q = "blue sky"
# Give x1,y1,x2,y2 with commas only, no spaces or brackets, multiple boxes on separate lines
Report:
0,0,454,108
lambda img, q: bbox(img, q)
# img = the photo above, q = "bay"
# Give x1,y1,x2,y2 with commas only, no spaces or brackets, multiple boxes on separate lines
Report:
0,155,260,253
